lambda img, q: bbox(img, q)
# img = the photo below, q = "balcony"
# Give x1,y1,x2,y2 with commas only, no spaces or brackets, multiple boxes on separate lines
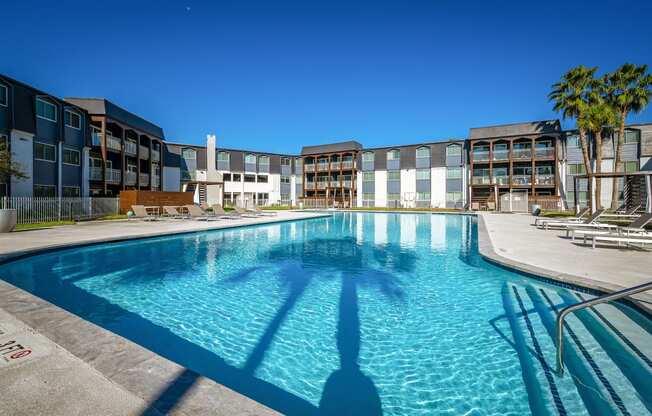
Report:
151,149,161,162
91,132,102,147
535,174,555,185
106,135,122,152
139,145,150,159
343,180,352,188
512,148,532,160
304,164,315,172
152,174,161,187
492,150,509,161
125,171,137,185
493,175,509,185
139,173,149,185
106,168,121,184
330,180,340,187
535,147,555,159
472,151,489,162
330,162,341,170
125,140,138,156
472,176,491,185
341,161,353,169
316,182,327,189
512,175,532,185
317,162,329,171
305,181,315,189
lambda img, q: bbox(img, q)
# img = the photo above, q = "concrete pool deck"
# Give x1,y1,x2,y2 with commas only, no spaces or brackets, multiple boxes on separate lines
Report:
0,211,329,416
477,212,652,312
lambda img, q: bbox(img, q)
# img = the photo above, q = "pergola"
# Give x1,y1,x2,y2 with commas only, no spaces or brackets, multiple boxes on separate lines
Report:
573,171,652,214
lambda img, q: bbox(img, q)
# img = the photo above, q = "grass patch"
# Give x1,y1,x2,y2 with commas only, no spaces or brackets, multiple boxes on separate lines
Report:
261,205,295,210
539,210,577,218
94,214,128,221
15,220,75,231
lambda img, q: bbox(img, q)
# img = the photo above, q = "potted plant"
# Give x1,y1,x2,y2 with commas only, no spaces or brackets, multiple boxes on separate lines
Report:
0,140,27,232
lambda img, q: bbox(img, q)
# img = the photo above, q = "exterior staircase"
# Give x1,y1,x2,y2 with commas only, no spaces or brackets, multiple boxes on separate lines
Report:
499,283,652,415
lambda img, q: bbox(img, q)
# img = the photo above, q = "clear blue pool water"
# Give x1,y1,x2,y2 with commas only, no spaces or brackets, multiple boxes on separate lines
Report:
0,213,650,415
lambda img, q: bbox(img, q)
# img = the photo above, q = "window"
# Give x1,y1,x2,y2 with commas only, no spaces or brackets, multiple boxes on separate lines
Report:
416,169,430,180
62,186,80,197
217,151,230,162
362,152,374,162
362,172,375,181
36,98,57,122
447,167,462,179
295,175,302,184
34,142,56,162
624,130,640,144
244,174,256,182
258,175,269,183
281,157,291,166
182,148,196,159
387,171,400,181
0,84,7,106
63,148,80,165
447,144,462,157
567,163,586,175
34,184,56,197
387,149,400,160
416,192,430,201
245,154,256,164
416,147,430,158
64,110,81,129
0,134,7,151
280,175,290,184
232,173,241,182
446,192,462,202
387,193,400,200
624,161,639,172
223,173,232,181
566,134,580,147
258,155,270,166
363,193,374,201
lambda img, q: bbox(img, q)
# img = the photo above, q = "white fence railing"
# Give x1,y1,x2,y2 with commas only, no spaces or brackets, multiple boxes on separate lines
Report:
0,197,120,224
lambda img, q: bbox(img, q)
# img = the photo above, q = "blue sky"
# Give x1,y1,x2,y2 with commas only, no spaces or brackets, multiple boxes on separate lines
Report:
2,0,651,153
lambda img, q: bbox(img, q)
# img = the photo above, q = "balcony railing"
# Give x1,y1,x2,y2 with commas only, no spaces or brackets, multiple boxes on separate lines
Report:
472,151,490,162
535,148,555,159
125,171,137,185
493,175,509,185
139,173,149,185
304,164,315,172
317,162,329,171
329,180,340,187
125,140,138,156
343,180,352,188
90,167,103,181
139,145,150,159
512,148,532,160
152,174,160,187
341,161,353,169
535,174,555,185
317,182,327,189
512,175,532,185
492,150,509,161
472,176,491,185
106,135,122,152
106,168,121,184
305,181,315,189
330,162,341,170
151,149,160,162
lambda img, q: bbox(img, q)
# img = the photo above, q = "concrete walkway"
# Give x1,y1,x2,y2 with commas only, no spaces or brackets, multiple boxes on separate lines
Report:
478,212,652,310
0,211,328,416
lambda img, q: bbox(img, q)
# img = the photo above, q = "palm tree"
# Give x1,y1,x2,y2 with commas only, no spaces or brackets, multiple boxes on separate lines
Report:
603,64,652,209
576,97,618,209
549,66,598,208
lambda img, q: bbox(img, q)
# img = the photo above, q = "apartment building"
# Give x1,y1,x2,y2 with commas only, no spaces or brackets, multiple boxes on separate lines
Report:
65,98,168,196
0,74,89,198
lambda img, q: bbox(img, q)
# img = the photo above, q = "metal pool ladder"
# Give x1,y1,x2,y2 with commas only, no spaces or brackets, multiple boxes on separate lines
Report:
555,280,652,376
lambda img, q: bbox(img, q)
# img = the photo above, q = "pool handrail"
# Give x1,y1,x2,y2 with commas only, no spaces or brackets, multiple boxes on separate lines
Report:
555,280,652,376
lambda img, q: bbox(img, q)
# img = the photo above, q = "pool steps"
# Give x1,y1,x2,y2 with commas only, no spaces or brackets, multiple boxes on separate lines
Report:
502,283,652,415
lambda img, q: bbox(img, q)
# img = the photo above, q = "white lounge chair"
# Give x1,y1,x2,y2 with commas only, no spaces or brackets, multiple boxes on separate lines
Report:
538,208,605,230
131,205,159,221
250,206,277,217
163,206,189,219
572,213,652,242
589,234,652,249
534,207,589,227
211,204,241,219
234,206,260,218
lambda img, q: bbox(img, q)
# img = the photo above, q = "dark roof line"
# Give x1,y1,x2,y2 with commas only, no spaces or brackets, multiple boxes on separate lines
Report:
0,74,89,113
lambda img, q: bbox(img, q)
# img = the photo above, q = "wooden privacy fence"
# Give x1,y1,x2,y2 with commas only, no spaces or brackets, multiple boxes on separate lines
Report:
0,197,120,224
119,190,194,214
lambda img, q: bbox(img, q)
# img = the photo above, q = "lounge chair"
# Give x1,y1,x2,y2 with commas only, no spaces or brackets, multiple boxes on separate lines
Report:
131,205,159,221
537,208,606,231
486,201,496,211
588,234,652,249
572,213,652,242
184,205,219,221
534,207,589,227
234,206,260,218
211,204,241,219
163,206,189,219
471,202,480,211
250,206,277,217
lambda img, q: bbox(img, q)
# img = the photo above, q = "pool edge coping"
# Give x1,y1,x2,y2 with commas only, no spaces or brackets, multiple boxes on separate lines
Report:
475,213,652,316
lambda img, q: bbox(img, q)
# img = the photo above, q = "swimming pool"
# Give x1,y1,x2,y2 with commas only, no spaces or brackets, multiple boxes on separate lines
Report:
0,213,650,415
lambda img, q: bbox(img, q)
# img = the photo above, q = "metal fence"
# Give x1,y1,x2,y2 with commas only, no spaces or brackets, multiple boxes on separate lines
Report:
0,197,120,224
